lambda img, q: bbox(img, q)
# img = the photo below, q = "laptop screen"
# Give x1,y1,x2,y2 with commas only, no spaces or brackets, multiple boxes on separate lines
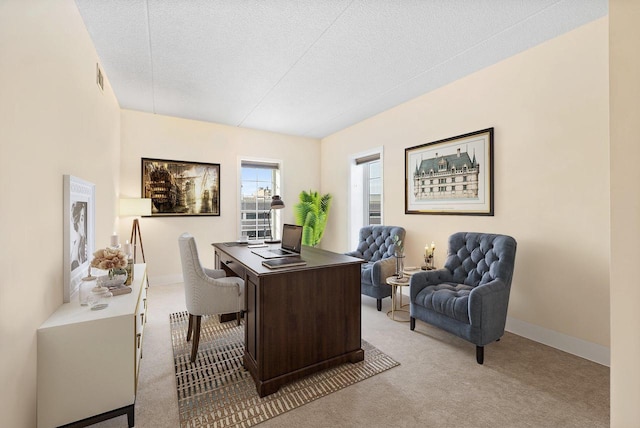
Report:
281,224,303,253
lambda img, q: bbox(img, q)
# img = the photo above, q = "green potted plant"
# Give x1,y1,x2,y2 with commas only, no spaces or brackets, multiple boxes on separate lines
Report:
294,190,332,247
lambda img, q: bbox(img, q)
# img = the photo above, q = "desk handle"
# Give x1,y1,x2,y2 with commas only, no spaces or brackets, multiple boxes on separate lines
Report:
224,260,233,265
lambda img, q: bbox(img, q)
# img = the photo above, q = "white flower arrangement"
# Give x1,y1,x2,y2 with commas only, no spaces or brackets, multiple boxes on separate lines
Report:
90,247,128,272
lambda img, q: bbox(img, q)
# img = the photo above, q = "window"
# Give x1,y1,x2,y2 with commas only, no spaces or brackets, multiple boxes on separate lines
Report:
240,160,281,240
349,150,383,249
364,159,382,225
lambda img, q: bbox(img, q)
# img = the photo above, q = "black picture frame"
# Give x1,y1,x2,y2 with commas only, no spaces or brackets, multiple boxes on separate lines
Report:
405,128,494,216
142,158,221,216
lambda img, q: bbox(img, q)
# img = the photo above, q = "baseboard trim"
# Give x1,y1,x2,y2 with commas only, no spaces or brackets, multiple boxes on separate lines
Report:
506,316,610,367
150,274,184,287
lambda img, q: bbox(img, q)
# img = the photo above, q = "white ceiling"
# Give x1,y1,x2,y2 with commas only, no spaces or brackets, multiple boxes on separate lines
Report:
75,0,607,139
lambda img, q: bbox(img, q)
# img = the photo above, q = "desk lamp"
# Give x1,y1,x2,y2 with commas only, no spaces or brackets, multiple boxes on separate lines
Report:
265,195,285,244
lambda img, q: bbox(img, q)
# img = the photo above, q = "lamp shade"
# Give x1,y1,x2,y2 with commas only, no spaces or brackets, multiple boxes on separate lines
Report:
119,198,152,217
270,195,285,209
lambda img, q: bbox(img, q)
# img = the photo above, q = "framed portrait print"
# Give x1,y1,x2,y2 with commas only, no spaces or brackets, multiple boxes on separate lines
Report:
405,128,494,215
142,158,221,216
63,175,96,302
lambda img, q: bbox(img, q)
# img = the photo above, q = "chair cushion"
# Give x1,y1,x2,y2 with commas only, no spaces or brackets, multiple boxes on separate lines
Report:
413,283,473,323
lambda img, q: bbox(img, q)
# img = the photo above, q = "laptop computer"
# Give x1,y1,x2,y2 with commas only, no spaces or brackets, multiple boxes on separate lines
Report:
252,224,303,259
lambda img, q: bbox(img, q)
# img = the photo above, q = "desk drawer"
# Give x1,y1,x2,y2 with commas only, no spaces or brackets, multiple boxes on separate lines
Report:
218,252,245,279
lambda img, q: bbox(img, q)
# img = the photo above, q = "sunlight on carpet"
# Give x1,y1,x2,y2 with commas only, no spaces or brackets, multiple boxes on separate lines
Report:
170,311,399,428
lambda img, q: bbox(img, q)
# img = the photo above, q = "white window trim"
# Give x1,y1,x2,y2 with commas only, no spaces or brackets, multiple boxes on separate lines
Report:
237,156,283,240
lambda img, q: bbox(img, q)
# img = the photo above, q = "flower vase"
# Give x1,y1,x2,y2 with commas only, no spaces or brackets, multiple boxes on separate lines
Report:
98,268,128,288
395,255,405,279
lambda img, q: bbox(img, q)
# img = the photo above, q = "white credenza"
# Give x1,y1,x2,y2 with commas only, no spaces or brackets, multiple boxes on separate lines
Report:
37,264,148,428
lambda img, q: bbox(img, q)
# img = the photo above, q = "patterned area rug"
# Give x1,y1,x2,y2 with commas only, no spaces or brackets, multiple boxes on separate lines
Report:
170,311,399,428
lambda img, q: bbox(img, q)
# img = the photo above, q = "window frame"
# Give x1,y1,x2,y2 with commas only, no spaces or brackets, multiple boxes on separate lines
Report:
238,157,283,241
348,148,384,250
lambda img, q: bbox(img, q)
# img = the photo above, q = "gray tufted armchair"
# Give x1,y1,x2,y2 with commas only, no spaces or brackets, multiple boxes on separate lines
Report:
346,225,406,311
409,232,517,364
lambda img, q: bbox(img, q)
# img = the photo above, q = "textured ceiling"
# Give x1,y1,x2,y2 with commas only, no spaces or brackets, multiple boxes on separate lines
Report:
75,0,607,139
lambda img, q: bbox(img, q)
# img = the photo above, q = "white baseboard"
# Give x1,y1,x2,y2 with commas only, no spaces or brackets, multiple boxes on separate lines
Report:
152,288,609,366
149,273,184,287
506,316,610,367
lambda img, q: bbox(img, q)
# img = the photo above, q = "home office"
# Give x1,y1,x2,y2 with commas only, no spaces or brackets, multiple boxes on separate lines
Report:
3,1,638,427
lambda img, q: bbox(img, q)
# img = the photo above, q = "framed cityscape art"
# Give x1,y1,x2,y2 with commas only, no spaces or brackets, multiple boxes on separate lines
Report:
141,158,221,216
405,128,494,215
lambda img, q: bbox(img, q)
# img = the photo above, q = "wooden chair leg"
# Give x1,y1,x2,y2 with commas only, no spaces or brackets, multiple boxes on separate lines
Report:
186,313,194,341
190,315,202,363
376,298,382,311
236,311,242,326
410,317,416,331
476,345,484,365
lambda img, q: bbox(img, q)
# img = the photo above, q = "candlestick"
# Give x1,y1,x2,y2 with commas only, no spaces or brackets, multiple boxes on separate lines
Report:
123,242,132,257
110,234,120,248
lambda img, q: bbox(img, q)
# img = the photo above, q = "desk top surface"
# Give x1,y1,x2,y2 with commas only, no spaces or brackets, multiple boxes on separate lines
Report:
212,242,363,275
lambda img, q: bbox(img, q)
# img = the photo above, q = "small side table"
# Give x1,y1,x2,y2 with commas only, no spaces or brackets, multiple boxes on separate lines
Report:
386,275,410,322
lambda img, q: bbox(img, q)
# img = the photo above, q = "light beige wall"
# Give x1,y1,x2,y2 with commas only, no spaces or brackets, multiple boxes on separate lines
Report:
0,1,121,427
119,110,320,282
321,19,609,350
609,0,640,425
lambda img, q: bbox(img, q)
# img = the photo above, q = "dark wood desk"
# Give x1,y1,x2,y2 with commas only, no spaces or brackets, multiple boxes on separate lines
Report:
212,243,364,397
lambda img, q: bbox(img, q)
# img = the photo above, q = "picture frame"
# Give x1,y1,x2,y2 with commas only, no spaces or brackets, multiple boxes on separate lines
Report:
141,158,221,216
405,128,494,215
63,175,96,302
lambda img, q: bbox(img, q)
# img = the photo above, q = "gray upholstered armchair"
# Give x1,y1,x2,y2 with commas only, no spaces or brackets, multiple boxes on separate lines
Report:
346,225,406,311
178,233,245,362
409,232,517,364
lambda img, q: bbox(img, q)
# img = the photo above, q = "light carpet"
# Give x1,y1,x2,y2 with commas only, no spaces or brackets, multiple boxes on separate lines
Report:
169,311,399,428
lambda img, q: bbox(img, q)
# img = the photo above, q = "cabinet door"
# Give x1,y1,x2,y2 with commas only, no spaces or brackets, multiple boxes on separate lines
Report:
37,316,135,427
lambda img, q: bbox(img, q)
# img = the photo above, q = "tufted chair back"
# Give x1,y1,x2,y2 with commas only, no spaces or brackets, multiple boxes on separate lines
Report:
351,225,405,262
179,233,211,315
444,232,517,288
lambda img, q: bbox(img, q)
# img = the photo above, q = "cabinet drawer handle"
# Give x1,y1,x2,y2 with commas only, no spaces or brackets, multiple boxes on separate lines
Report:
143,298,147,310
140,313,144,324
224,260,233,265
136,333,142,349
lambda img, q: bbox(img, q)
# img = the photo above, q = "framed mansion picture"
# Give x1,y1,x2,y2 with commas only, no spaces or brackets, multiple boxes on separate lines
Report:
405,128,494,216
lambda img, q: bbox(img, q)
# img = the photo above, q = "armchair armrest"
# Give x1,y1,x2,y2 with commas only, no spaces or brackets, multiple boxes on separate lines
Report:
344,250,362,259
200,276,245,312
371,257,396,286
409,269,453,300
204,267,226,279
468,279,509,334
